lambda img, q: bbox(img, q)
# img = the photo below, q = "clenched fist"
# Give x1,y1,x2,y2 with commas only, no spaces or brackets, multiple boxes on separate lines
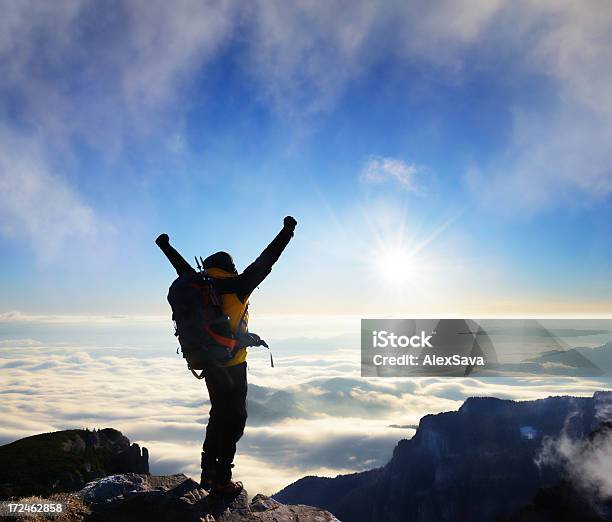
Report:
155,233,170,246
283,216,297,231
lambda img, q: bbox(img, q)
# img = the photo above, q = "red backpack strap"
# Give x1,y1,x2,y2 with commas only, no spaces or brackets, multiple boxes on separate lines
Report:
205,325,237,350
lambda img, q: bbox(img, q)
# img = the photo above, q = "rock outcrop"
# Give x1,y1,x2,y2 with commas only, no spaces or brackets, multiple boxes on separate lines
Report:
0,428,148,499
274,391,612,522
80,473,338,521
2,474,339,521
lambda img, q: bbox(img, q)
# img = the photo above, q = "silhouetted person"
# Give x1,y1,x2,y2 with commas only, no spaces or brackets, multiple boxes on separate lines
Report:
156,216,296,494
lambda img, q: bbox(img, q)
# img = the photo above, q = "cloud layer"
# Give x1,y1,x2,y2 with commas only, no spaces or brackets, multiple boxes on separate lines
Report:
1,319,610,494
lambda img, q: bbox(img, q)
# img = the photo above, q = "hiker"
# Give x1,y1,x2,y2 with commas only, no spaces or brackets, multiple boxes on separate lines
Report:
155,216,297,495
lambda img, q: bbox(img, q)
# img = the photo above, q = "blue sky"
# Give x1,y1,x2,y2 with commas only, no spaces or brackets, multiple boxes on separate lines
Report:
1,1,612,317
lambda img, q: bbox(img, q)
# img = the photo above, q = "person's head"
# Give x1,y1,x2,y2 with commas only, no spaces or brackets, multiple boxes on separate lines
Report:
202,251,237,274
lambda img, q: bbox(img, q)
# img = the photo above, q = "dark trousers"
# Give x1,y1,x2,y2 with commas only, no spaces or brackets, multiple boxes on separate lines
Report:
201,361,247,484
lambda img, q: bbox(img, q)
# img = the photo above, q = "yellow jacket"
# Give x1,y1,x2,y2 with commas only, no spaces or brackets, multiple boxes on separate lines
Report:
207,267,249,366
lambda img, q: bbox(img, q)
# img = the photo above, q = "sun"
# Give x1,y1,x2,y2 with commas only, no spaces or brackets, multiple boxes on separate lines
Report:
377,246,416,285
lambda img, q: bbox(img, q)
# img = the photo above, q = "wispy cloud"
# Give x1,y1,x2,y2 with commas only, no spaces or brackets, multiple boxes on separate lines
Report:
0,130,106,261
245,1,612,208
360,157,424,191
0,310,167,325
1,0,611,263
537,395,612,508
0,0,236,259
0,339,42,347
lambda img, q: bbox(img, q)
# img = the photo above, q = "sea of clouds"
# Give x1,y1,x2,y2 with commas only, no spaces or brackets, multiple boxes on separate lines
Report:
1,315,610,494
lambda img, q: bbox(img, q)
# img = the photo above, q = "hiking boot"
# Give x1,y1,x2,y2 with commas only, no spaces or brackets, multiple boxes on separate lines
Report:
211,480,243,496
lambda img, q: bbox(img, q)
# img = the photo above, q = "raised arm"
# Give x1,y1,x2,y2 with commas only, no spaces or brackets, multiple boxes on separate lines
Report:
227,216,296,300
155,233,196,276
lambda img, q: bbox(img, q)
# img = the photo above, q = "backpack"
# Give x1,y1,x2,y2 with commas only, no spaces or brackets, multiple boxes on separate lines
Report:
168,270,239,378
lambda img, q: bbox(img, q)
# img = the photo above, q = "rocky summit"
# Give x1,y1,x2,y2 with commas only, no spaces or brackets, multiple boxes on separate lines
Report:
6,473,339,521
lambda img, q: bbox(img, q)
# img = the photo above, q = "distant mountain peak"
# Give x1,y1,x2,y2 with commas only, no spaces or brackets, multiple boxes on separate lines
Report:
275,391,612,522
0,428,148,499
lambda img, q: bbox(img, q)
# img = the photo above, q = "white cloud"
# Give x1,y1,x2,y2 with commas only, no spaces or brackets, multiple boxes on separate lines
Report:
243,0,380,113
0,129,106,260
243,1,612,208
1,320,610,494
0,0,237,259
537,417,612,505
0,0,236,145
1,0,611,262
0,339,42,347
460,1,612,210
360,157,423,190
0,310,167,324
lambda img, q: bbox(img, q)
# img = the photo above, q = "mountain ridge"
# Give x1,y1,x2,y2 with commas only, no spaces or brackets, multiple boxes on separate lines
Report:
274,391,612,522
0,428,148,499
